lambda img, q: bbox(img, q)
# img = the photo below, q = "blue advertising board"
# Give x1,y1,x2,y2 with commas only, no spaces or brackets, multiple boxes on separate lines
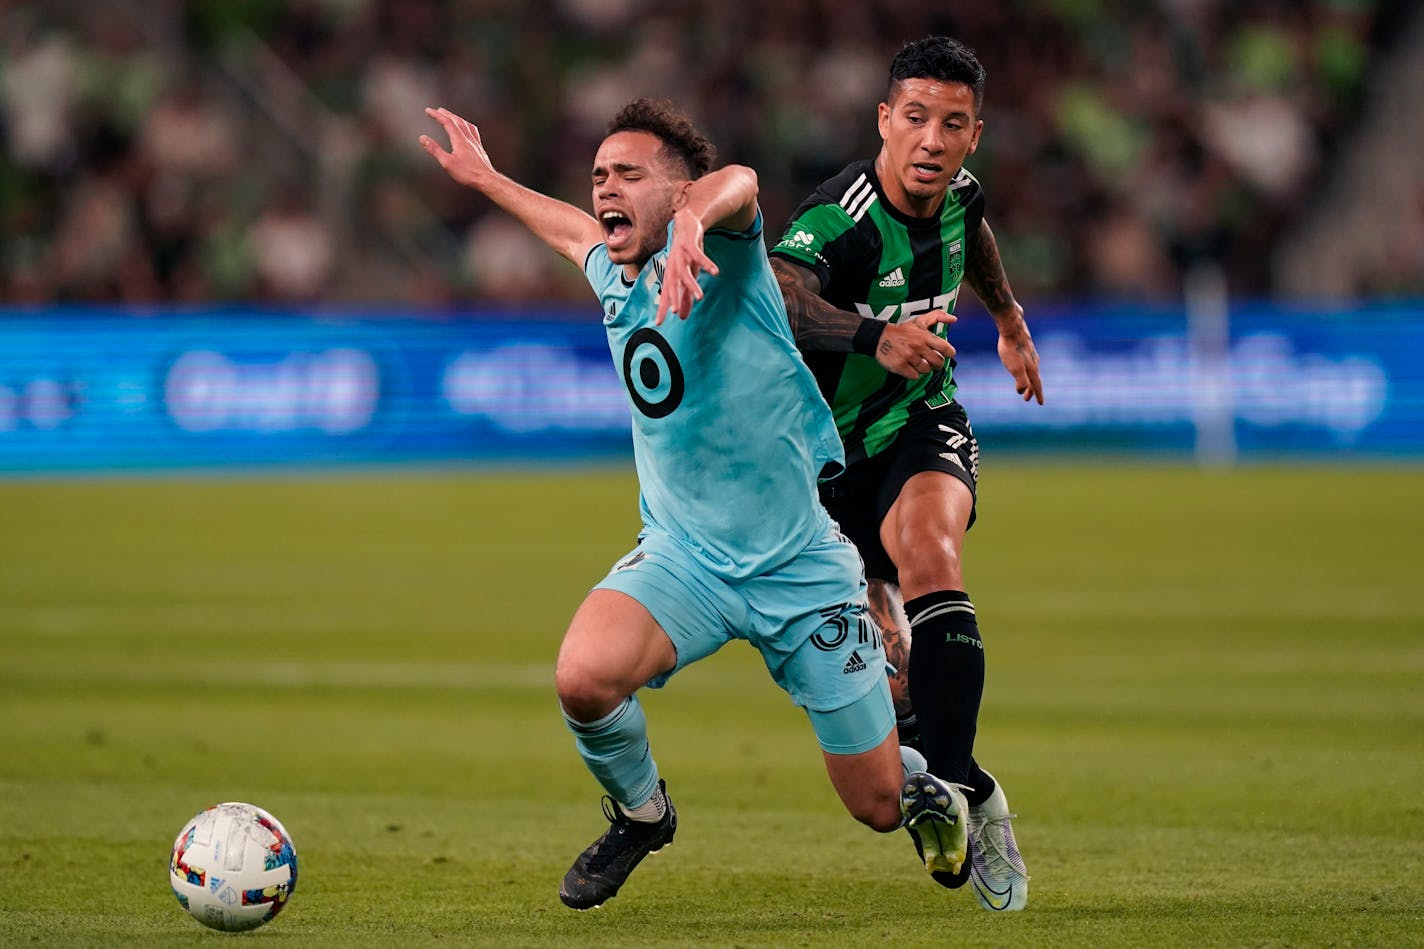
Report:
0,302,1420,473
0,308,629,472
947,301,1423,458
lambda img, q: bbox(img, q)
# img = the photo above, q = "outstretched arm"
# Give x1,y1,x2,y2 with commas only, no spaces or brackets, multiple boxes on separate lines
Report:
655,165,759,324
965,218,1044,404
771,257,956,379
419,107,602,267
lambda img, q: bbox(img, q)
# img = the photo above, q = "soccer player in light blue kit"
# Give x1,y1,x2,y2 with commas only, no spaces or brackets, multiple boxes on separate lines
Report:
420,97,967,911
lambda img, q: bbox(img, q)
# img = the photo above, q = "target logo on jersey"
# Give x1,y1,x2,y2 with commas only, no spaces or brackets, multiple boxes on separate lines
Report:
621,328,684,419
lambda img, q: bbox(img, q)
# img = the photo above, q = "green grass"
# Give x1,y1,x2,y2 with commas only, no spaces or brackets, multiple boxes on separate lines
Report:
1,464,1421,946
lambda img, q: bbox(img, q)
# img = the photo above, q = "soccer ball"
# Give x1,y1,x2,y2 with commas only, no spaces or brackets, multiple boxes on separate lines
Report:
168,802,298,932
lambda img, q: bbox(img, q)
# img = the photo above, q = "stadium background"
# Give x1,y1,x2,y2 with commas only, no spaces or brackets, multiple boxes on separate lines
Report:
2,1,1421,945
2,0,1422,466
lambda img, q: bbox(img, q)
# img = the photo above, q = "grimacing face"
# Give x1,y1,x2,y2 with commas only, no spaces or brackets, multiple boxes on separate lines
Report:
875,77,983,217
591,130,688,269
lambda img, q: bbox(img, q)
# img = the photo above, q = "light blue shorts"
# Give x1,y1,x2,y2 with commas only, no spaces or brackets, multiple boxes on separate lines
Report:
595,522,894,755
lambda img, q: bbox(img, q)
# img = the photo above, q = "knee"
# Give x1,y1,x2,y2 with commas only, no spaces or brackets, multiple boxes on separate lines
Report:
554,660,623,722
847,787,905,834
894,533,961,592
852,797,905,834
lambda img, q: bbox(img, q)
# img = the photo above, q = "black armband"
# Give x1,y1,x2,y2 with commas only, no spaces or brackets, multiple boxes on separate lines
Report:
852,319,886,356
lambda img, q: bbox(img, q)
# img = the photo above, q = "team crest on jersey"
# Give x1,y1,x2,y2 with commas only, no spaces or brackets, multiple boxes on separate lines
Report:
945,239,963,283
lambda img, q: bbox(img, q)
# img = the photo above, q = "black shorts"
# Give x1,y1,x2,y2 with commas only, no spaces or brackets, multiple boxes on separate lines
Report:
819,401,979,584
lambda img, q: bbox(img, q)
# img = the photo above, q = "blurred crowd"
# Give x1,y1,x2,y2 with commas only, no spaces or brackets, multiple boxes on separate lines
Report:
0,0,1414,309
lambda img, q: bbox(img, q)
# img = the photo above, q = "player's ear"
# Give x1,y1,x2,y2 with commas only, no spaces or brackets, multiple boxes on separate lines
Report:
968,119,983,156
877,100,891,141
672,179,692,209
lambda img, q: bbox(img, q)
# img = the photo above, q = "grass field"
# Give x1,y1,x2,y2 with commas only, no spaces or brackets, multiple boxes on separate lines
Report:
1,464,1421,947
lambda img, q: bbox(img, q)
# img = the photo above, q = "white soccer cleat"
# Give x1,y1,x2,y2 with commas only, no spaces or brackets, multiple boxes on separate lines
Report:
967,773,1030,911
901,772,970,877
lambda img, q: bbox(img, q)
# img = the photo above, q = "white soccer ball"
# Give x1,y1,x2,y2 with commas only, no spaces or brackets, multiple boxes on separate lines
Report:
169,802,298,932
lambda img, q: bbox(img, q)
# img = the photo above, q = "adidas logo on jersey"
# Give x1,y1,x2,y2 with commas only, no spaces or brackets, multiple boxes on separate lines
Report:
878,267,906,288
842,650,868,675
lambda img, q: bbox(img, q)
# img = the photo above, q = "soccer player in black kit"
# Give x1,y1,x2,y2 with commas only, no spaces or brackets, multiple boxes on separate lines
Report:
772,35,1043,911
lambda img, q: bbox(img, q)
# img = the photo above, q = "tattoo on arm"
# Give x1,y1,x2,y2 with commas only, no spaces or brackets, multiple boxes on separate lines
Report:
772,258,861,353
965,219,1017,318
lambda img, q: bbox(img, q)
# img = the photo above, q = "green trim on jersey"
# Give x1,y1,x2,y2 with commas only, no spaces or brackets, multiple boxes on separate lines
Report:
772,159,985,466
774,203,858,273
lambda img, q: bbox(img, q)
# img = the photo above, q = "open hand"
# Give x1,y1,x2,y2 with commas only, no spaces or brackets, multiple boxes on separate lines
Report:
655,209,720,325
419,107,496,188
998,323,1044,403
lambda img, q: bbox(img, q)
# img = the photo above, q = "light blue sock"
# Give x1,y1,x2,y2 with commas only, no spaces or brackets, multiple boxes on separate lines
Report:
562,696,659,810
897,745,930,829
900,745,928,777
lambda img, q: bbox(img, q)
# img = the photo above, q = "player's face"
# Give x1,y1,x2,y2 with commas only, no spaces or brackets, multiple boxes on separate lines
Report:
876,78,983,217
591,130,687,267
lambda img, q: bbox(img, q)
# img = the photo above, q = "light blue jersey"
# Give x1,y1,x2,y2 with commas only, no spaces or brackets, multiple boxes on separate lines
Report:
583,211,845,580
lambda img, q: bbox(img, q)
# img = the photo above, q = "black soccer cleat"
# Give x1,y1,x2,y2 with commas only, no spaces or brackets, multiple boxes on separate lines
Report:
930,842,974,889
559,780,677,910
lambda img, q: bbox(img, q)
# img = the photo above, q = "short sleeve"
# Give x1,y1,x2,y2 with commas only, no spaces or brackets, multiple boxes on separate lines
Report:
769,202,857,290
582,243,620,300
702,209,766,277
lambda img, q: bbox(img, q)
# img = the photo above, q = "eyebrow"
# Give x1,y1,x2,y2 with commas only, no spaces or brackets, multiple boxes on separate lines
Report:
900,99,971,120
592,161,646,177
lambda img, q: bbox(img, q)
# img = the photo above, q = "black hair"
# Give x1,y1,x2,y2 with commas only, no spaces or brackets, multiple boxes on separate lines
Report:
606,97,715,179
889,35,986,114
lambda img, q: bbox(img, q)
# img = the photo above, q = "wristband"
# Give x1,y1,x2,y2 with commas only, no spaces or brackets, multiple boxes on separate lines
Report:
852,319,886,356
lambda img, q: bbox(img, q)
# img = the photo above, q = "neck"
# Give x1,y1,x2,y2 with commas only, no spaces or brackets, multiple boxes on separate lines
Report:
621,249,656,282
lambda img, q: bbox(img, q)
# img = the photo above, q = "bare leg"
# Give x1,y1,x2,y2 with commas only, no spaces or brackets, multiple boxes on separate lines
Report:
820,728,907,832
555,589,677,810
555,588,676,722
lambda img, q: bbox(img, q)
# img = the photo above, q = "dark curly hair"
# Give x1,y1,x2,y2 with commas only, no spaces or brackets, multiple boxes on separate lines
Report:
606,97,715,180
889,35,986,115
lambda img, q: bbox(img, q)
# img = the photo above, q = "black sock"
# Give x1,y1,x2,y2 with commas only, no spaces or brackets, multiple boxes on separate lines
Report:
896,713,922,754
965,757,996,807
906,590,984,786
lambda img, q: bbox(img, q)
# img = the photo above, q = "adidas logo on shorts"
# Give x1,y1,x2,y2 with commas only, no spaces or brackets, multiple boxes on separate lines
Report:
842,650,868,675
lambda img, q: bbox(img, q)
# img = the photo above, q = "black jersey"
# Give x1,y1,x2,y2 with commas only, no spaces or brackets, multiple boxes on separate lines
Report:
771,159,984,465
